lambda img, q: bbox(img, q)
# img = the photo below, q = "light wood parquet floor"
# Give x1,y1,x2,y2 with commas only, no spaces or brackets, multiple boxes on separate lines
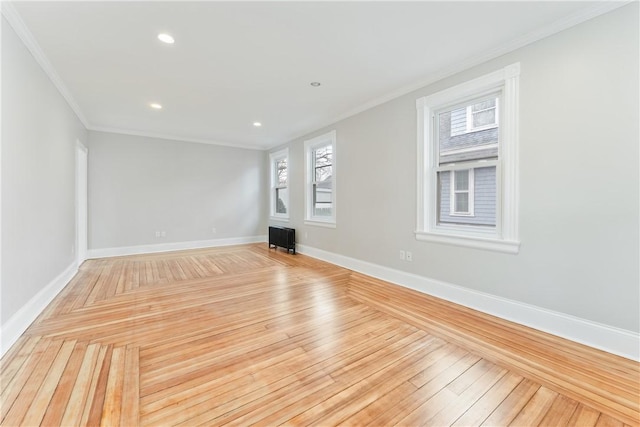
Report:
1,243,638,426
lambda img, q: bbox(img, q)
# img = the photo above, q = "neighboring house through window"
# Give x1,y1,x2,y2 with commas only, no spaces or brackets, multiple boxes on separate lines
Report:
416,63,520,253
304,130,336,227
269,148,288,220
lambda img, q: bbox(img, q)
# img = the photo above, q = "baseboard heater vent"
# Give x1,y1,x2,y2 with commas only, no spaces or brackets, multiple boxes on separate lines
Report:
268,226,295,254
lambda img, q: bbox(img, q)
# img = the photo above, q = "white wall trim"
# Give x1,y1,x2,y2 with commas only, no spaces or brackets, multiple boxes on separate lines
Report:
269,148,290,219
1,2,89,128
304,130,337,224
87,235,267,259
1,262,78,357
88,126,264,151
268,2,629,150
297,244,640,362
416,63,520,254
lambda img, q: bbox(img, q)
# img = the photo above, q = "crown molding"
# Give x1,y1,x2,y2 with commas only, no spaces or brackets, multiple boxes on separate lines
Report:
88,126,266,151
272,1,631,150
1,2,90,128
3,0,629,152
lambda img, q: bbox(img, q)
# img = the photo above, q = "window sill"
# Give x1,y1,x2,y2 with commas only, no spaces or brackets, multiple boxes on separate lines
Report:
269,216,289,222
415,231,519,254
304,219,336,229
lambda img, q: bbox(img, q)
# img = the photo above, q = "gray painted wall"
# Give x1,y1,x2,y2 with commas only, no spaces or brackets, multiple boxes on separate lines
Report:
269,5,639,332
1,17,88,324
88,131,267,250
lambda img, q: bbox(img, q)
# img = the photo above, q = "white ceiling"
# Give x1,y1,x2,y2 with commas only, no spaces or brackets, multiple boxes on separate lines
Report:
8,1,622,149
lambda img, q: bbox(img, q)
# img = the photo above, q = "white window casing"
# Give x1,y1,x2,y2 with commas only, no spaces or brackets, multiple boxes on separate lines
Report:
416,63,520,254
304,130,337,227
269,148,289,221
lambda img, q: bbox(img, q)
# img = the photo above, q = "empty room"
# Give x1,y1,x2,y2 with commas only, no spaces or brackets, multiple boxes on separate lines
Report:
1,1,639,426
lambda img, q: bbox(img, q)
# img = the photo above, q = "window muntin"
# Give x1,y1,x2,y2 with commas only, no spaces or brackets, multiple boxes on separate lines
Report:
269,149,288,219
416,63,520,253
304,131,336,225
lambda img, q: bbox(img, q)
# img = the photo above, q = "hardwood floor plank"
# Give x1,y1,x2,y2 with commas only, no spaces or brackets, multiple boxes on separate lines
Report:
568,404,604,427
481,378,541,426
508,385,558,426
100,346,126,426
538,394,580,426
59,343,102,426
425,362,508,426
371,352,481,425
340,381,419,425
0,335,41,393
84,345,113,426
20,339,77,426
451,371,524,426
0,244,636,427
40,341,89,426
1,338,64,425
596,413,627,427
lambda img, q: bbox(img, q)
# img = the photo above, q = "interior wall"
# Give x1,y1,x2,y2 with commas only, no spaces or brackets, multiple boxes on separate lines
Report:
1,16,87,324
88,131,267,250
268,4,640,332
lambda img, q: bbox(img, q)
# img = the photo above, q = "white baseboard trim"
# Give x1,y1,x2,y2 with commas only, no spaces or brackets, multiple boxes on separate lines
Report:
1,261,78,357
297,244,640,361
87,235,267,259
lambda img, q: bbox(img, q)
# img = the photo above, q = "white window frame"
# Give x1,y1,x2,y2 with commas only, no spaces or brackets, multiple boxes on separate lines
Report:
304,130,336,228
416,63,520,254
269,148,289,221
450,168,475,216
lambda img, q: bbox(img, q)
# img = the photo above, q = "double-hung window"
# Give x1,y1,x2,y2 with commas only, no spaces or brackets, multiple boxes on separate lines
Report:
416,63,520,253
269,148,288,220
304,130,336,227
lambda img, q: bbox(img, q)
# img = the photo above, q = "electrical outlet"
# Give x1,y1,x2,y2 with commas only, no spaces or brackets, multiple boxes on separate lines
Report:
399,250,405,260
211,227,217,234
406,251,413,262
160,231,166,237
155,231,161,238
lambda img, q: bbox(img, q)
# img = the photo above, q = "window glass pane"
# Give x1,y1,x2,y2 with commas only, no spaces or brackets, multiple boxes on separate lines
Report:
454,170,469,191
438,95,499,165
438,166,496,227
473,109,496,128
276,159,287,186
314,145,332,167
471,99,496,112
455,193,469,213
450,108,466,136
275,187,288,214
315,165,332,182
312,183,332,217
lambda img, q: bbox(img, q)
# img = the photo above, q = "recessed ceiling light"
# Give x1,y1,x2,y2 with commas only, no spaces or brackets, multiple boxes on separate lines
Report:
310,82,321,87
150,103,163,110
158,33,175,44
253,122,262,127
